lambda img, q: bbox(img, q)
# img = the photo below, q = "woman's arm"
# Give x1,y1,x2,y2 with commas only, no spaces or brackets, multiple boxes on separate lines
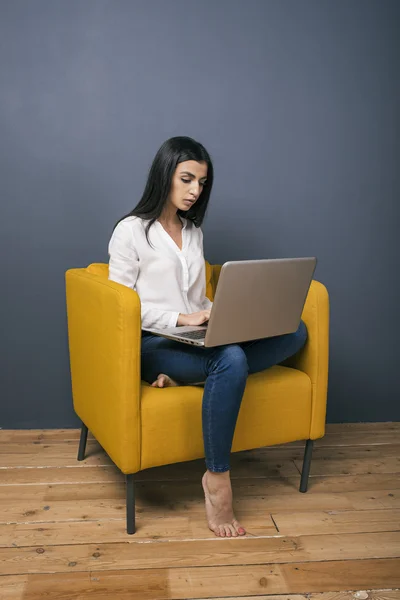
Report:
108,221,140,289
108,221,179,329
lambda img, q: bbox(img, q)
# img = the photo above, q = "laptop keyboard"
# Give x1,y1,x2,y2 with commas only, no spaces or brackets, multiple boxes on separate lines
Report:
178,330,207,340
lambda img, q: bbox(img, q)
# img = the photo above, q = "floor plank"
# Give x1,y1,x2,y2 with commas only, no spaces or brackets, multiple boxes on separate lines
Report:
2,507,399,548
256,445,400,459
195,593,400,600
325,422,400,432
0,512,276,547
295,457,400,476
3,442,400,480
288,430,400,447
0,441,112,468
0,466,123,485
0,443,300,477
1,531,400,576
271,508,400,535
1,477,399,506
0,430,95,443
1,472,399,495
1,579,398,600
2,488,399,525
1,559,399,599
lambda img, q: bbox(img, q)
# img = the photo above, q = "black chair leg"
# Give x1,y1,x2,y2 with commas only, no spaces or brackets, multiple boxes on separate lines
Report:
126,474,135,534
299,439,314,493
77,422,88,461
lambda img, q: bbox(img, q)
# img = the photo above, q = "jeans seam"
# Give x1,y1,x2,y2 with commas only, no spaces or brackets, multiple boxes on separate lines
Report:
205,370,216,470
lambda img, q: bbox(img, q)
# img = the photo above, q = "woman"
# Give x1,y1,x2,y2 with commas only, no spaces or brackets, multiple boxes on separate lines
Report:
108,136,307,538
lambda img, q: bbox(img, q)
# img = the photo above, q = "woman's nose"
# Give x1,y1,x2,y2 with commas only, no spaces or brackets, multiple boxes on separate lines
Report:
190,182,200,198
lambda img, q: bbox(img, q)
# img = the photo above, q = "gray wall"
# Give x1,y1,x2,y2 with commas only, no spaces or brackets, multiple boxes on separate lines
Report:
1,0,399,428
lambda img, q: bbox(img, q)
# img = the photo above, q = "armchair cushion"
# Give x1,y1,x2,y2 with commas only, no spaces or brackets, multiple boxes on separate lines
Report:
140,365,311,470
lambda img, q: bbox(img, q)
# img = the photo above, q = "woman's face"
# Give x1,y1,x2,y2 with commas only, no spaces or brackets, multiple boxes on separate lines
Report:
168,160,208,212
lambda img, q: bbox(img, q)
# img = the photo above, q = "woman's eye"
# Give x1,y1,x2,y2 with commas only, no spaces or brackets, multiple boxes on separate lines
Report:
181,178,206,186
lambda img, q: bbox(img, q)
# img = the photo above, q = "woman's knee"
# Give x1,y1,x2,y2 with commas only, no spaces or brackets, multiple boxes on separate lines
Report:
296,320,308,349
211,344,249,376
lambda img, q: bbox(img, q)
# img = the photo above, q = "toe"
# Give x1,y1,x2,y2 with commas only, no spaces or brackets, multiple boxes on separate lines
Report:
224,525,232,537
233,520,246,535
219,525,226,537
229,524,238,537
155,375,166,388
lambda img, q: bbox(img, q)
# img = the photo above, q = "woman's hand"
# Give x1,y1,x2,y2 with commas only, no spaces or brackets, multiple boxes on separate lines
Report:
177,310,211,327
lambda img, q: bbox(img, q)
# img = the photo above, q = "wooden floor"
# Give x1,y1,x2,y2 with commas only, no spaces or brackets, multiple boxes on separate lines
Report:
0,423,399,600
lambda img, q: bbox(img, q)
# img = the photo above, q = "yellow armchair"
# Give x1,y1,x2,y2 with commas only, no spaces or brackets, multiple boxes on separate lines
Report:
65,262,329,534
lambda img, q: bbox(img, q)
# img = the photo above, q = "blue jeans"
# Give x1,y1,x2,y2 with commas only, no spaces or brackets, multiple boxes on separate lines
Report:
141,321,307,473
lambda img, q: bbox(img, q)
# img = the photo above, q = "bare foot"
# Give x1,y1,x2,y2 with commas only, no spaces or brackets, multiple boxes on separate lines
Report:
151,373,179,388
202,470,246,537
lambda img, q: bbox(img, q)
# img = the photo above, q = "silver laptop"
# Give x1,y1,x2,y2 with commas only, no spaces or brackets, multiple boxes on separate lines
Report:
143,257,317,348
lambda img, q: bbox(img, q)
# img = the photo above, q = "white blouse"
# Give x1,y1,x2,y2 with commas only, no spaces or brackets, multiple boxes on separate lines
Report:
108,216,213,330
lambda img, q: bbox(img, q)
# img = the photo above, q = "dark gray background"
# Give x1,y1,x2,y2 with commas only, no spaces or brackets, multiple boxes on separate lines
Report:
1,0,399,428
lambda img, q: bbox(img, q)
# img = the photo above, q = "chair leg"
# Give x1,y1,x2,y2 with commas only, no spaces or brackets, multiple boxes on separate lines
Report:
77,422,88,461
126,474,135,534
299,439,314,493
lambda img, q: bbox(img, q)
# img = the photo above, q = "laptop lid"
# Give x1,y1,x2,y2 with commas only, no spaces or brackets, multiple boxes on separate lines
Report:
204,257,317,347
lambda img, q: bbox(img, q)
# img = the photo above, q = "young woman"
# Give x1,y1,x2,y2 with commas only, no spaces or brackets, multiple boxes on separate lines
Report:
108,136,307,538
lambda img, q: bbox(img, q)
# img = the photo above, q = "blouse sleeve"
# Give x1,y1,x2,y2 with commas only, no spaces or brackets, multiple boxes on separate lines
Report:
108,221,179,329
108,221,140,289
202,296,213,311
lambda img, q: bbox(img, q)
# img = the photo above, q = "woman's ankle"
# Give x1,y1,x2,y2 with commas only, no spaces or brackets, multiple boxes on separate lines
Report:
206,469,230,479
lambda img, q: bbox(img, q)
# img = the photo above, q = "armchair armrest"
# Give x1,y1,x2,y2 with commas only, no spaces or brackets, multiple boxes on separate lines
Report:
285,280,330,439
65,269,142,473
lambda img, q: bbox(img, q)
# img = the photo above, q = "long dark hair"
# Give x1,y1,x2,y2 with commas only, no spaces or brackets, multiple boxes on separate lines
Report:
115,136,214,243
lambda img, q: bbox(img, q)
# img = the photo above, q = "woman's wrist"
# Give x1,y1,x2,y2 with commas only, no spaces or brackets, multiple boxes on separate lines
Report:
177,313,187,326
